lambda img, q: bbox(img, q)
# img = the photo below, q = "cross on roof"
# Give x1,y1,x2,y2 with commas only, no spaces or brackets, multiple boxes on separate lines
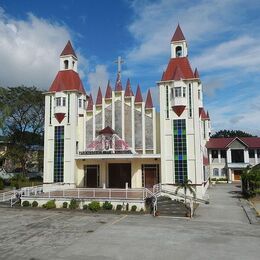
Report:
114,56,124,75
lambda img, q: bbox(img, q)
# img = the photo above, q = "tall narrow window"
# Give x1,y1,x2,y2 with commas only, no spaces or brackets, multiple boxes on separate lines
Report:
203,121,206,139
173,119,187,183
62,97,66,106
188,84,192,117
176,46,182,57
183,87,186,97
56,97,61,106
198,89,201,100
67,94,70,124
54,126,64,182
64,60,69,69
49,96,52,125
79,99,82,108
166,86,169,119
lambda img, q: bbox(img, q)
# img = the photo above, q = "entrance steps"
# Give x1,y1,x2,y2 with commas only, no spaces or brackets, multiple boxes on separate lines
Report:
156,197,190,217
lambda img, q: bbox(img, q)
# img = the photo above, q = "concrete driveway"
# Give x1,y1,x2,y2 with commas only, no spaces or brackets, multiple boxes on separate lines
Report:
0,184,259,260
194,183,249,224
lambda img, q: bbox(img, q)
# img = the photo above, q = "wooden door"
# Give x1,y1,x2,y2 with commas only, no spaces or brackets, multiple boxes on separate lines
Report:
144,167,158,188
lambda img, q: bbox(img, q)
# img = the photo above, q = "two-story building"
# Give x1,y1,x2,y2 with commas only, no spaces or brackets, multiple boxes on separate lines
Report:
206,137,260,182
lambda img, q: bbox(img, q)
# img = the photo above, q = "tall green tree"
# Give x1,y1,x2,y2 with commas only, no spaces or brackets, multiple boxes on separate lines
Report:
211,130,256,138
0,86,44,175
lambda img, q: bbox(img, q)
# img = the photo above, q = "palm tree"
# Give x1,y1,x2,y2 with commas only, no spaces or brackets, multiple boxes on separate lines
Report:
175,178,196,204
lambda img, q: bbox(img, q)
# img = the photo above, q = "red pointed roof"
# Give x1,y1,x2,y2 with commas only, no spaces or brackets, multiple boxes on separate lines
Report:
96,87,102,105
49,70,86,94
105,81,112,99
60,40,77,58
161,71,165,81
125,79,134,97
171,24,185,42
194,68,200,78
115,73,123,91
162,57,194,81
200,107,209,120
135,85,143,103
87,94,93,111
145,89,153,109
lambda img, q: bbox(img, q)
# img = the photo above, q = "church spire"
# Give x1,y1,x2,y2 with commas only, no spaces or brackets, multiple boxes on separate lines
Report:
60,40,77,58
170,24,188,59
60,40,78,72
145,89,153,109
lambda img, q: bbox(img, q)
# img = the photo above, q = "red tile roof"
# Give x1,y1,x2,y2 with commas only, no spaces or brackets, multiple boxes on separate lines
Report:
60,40,77,58
135,85,143,103
206,137,260,149
49,70,86,94
162,57,194,81
86,94,93,111
125,78,134,97
171,24,185,42
115,73,123,91
96,87,102,105
99,126,116,135
145,89,153,109
105,81,112,99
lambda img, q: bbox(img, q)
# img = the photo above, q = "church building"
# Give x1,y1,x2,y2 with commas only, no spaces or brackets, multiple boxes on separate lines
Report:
43,25,211,199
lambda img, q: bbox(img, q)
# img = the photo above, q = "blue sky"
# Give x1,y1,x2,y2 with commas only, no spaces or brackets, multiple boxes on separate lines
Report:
0,0,260,135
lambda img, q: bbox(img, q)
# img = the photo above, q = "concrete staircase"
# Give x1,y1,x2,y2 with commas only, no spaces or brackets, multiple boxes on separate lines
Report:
157,197,190,217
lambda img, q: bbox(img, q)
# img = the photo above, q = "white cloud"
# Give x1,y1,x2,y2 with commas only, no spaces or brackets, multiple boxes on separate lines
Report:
0,8,87,89
87,64,109,100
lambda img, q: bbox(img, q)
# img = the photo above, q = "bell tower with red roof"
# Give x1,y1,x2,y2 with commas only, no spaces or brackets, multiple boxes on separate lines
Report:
170,24,188,59
60,40,78,72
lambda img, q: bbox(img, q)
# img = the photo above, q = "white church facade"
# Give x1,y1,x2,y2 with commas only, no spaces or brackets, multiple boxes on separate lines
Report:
43,25,211,199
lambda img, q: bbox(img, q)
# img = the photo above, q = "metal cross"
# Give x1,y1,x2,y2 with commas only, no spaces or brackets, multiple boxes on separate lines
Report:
114,56,124,75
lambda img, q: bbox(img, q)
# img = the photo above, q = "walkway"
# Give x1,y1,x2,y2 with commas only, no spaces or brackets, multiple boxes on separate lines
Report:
194,184,249,224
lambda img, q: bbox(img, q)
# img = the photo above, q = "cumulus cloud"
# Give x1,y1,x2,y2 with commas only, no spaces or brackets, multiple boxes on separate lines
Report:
87,64,110,99
0,8,87,90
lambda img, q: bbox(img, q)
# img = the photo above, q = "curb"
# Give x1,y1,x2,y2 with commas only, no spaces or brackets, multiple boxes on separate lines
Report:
240,198,260,225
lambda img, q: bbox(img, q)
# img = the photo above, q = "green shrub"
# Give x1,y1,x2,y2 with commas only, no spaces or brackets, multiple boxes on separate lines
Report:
22,201,30,207
69,199,79,209
83,204,88,210
88,201,101,212
42,204,46,208
140,208,144,212
102,201,113,210
131,205,137,212
32,201,38,207
116,204,122,211
45,200,56,209
63,202,68,209
0,177,4,190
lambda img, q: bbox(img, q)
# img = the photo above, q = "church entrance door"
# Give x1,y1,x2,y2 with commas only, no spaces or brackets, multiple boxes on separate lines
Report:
143,165,159,189
84,165,99,188
108,163,131,188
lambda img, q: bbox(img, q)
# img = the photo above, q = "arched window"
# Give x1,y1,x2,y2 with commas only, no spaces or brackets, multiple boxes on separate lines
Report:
176,46,182,57
213,168,219,177
72,61,75,68
64,60,69,69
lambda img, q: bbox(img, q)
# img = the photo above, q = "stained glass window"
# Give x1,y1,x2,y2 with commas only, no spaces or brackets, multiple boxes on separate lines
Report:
173,119,187,183
54,126,64,182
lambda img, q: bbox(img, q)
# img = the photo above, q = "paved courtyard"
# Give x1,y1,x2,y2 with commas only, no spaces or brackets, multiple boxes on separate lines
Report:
0,184,260,260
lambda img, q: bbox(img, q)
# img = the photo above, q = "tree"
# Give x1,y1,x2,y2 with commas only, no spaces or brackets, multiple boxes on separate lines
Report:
0,86,44,175
175,178,196,204
211,130,256,138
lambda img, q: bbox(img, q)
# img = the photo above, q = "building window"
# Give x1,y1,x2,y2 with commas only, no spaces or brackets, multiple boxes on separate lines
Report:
166,86,169,119
174,87,182,97
79,99,82,108
221,168,227,177
56,97,62,106
83,99,86,109
221,150,226,158
49,96,52,125
141,164,160,188
54,126,64,182
231,149,244,163
62,97,66,106
188,84,192,117
257,149,260,158
183,87,186,98
213,168,219,177
67,94,70,124
64,60,69,69
176,46,182,57
249,149,255,158
203,121,206,139
198,89,201,100
173,119,187,183
212,150,218,159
